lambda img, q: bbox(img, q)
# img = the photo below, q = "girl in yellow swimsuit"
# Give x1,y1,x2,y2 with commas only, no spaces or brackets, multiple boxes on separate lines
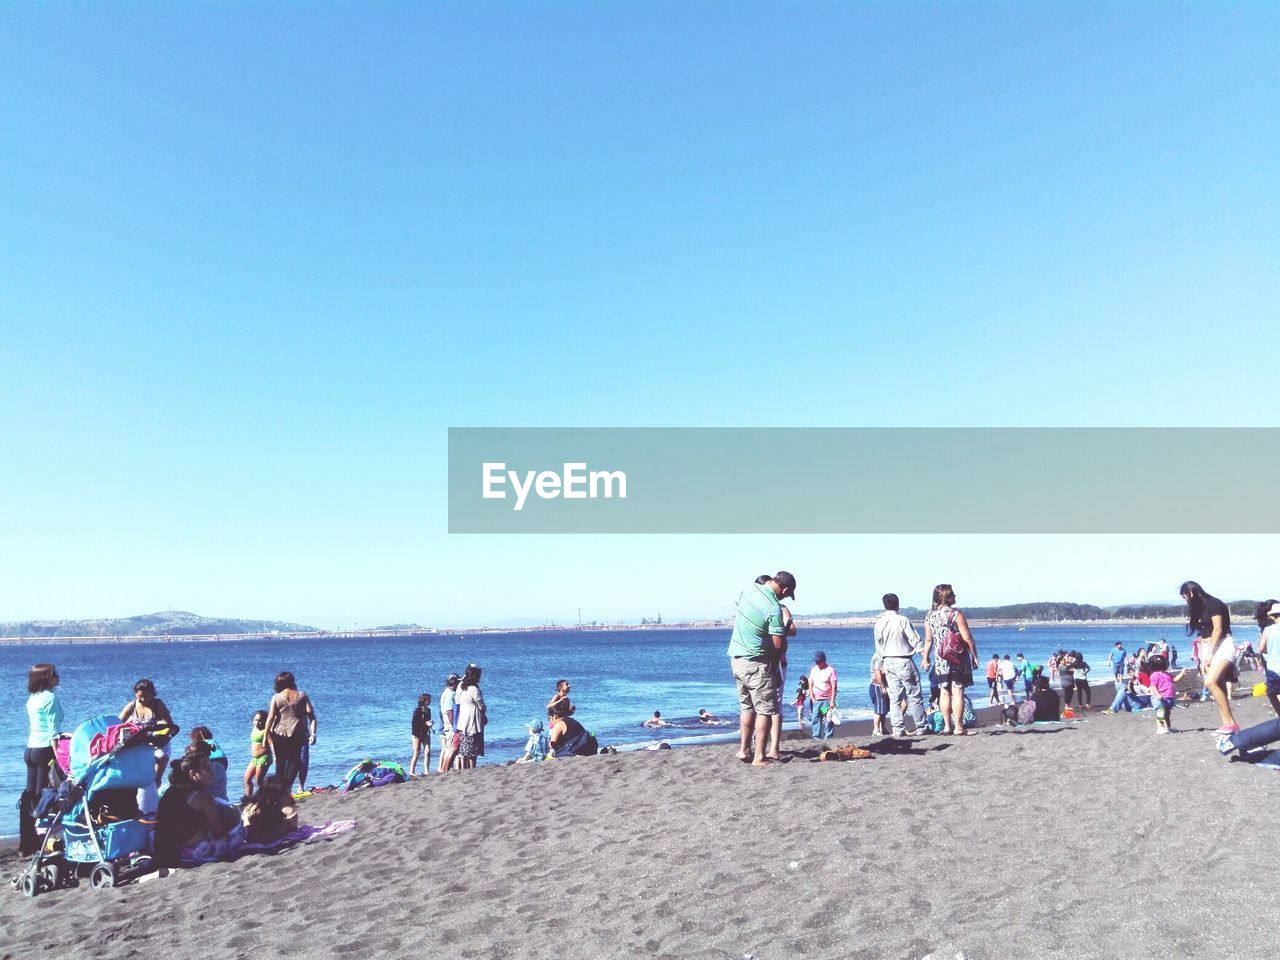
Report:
242,710,272,798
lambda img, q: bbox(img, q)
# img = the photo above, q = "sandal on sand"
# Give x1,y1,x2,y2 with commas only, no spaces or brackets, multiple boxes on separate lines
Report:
819,746,872,761
952,729,977,737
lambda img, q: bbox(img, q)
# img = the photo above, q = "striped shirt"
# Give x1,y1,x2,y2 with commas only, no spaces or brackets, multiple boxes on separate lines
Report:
726,583,784,659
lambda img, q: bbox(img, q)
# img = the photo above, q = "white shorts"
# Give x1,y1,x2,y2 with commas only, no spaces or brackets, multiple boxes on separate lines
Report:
1209,638,1237,667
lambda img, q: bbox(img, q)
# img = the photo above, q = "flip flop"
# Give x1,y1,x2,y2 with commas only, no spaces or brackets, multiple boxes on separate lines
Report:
952,729,977,737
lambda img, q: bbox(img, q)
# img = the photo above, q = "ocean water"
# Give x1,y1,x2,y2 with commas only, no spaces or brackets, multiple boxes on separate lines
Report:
1,622,1197,830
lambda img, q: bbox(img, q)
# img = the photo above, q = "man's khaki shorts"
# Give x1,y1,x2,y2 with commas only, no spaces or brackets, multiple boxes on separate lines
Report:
731,656,779,716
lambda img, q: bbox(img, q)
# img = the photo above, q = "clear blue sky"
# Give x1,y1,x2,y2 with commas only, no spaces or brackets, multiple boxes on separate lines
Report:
2,4,1276,627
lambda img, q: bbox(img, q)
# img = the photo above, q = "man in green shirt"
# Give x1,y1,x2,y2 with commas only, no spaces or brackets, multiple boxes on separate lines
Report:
727,571,795,766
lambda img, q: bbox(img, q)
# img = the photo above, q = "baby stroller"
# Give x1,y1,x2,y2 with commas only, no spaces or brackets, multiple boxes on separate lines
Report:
14,714,177,896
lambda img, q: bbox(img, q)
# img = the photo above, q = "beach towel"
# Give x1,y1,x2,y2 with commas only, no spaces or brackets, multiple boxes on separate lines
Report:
177,822,247,866
240,820,357,853
88,722,145,758
179,820,356,865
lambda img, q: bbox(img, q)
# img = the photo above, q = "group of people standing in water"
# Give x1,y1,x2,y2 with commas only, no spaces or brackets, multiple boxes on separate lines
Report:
19,666,318,860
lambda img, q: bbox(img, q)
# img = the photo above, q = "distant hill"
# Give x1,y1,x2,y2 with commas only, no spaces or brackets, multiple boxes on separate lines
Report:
0,610,320,639
809,600,1262,622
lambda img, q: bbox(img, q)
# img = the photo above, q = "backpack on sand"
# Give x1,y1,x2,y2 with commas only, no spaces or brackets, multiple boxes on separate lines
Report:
1016,699,1036,726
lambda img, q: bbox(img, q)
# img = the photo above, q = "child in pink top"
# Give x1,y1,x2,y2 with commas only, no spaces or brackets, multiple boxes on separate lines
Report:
1147,655,1184,734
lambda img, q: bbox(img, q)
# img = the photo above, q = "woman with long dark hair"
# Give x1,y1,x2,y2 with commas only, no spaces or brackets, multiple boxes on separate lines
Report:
409,692,434,776
264,671,317,793
20,663,64,856
154,754,243,867
119,677,176,817
1180,581,1237,733
922,584,979,736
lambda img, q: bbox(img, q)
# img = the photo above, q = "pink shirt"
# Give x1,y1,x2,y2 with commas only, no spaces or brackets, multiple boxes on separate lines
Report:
808,665,837,700
1149,671,1175,699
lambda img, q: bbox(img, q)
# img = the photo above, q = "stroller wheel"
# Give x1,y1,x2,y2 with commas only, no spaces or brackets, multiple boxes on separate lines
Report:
89,863,116,891
18,872,38,898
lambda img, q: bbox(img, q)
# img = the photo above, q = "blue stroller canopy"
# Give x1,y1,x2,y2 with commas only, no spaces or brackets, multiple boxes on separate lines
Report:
68,715,161,798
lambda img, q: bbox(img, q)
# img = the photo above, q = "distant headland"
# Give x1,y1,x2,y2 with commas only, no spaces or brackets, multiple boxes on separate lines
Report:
0,599,1266,644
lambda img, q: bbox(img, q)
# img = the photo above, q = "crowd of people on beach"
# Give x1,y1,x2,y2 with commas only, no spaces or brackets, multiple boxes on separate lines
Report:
726,573,1280,766
17,578,1280,865
20,668,315,863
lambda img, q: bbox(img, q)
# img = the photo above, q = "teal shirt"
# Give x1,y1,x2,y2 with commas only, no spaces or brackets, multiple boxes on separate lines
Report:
26,689,64,748
727,583,784,659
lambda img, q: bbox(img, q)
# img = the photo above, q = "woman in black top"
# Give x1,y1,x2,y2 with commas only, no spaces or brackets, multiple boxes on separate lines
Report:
409,692,433,777
1181,581,1238,733
1031,677,1061,722
1069,651,1091,709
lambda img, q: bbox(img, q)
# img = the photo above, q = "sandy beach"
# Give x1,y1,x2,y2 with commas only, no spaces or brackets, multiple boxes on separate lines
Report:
2,677,1275,960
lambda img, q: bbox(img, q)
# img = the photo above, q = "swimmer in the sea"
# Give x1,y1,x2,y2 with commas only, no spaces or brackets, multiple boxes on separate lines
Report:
698,709,718,724
643,710,670,728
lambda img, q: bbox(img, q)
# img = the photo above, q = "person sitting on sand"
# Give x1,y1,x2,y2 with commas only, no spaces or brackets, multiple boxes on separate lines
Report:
519,719,550,762
185,728,229,800
698,709,718,724
1216,714,1280,761
1031,677,1061,722
548,700,597,757
241,775,298,845
154,754,244,866
643,711,670,728
243,709,272,797
1102,677,1152,715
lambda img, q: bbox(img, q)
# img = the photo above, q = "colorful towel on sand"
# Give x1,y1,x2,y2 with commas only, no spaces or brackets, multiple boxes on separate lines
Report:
178,820,356,866
240,819,357,853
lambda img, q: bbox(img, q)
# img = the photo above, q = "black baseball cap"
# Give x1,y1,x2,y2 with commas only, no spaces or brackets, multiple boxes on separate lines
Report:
774,571,797,600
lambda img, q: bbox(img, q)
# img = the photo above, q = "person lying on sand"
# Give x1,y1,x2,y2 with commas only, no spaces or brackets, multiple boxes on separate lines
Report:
643,711,670,728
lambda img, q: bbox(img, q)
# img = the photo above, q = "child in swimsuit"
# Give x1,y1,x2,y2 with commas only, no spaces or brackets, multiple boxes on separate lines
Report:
243,709,272,798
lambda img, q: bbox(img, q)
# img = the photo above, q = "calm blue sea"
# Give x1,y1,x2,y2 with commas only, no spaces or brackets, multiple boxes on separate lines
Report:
1,622,1195,832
